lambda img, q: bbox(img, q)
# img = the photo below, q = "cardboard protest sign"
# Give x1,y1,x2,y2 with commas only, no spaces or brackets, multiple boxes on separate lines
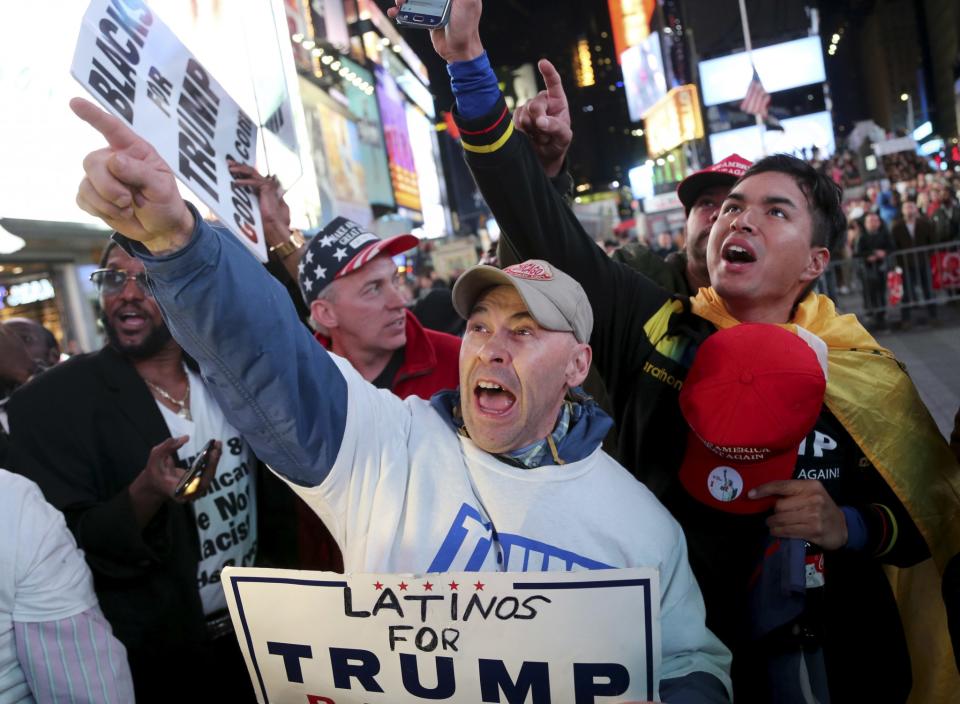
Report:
70,0,267,261
223,567,660,703
430,239,480,281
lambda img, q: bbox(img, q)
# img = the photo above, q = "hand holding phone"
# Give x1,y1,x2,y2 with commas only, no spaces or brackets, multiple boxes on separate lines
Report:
174,439,220,499
389,0,484,64
393,0,453,29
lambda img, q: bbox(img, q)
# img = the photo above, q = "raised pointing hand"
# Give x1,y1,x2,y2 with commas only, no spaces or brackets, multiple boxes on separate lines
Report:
513,59,573,178
71,97,194,252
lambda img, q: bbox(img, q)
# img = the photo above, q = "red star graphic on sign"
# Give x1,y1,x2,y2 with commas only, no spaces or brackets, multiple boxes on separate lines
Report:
448,581,459,590
474,581,485,591
423,581,434,591
373,581,383,590
398,581,409,591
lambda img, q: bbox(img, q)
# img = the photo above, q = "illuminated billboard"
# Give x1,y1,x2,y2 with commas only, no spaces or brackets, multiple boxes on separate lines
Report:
708,111,836,163
341,57,395,209
621,33,668,122
699,37,826,107
300,78,372,225
628,162,656,202
310,0,350,50
375,66,422,212
382,50,435,118
284,0,314,72
608,0,657,62
643,85,704,156
357,0,430,85
405,105,447,238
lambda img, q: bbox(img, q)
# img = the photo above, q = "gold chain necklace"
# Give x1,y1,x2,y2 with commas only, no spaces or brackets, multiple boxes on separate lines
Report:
145,375,192,421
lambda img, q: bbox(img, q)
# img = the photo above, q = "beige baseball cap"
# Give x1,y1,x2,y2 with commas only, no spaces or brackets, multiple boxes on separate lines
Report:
452,260,593,343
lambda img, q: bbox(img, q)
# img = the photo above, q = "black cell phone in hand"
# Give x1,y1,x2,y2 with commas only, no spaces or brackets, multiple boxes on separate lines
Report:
174,439,216,498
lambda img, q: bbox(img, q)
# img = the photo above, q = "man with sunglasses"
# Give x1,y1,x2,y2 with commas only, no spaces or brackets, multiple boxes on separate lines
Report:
6,240,298,702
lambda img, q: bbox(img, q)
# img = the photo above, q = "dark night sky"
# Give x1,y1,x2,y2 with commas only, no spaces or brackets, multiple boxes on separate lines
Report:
381,0,815,108
375,1,873,183
378,0,617,109
378,0,634,184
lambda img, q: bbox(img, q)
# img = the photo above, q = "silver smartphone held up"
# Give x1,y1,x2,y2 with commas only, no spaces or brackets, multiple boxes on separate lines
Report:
394,0,452,29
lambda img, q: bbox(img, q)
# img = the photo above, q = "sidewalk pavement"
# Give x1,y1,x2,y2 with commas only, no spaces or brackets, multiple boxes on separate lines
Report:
873,306,959,440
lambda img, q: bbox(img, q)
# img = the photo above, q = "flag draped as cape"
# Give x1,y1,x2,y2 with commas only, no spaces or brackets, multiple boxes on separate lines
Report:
692,288,960,701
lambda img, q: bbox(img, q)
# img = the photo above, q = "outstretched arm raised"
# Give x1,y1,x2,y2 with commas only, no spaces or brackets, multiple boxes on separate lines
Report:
69,97,404,506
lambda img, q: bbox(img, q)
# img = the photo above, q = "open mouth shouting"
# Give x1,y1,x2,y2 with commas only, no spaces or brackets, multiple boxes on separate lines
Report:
474,379,518,416
115,307,149,333
720,238,758,271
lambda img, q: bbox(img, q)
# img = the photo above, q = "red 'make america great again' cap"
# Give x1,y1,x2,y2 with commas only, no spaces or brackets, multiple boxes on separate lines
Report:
676,153,753,211
678,324,827,514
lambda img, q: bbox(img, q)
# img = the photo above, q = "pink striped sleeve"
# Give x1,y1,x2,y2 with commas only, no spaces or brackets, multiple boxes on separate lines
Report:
14,605,134,702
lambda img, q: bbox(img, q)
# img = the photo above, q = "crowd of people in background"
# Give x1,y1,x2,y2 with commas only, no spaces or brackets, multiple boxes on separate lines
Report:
602,149,960,333
354,145,960,339
811,146,863,189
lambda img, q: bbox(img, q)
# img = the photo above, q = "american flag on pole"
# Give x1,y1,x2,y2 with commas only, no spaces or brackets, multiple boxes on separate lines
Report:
740,67,771,118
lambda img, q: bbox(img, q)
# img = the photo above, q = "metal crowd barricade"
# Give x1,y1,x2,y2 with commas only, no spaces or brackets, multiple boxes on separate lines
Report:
824,240,960,323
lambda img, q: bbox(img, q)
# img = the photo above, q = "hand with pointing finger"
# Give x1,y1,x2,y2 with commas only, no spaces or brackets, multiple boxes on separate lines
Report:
749,479,848,550
513,59,573,178
71,97,194,253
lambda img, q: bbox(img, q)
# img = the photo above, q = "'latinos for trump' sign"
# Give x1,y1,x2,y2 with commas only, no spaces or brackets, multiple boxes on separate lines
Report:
223,567,661,703
70,0,267,261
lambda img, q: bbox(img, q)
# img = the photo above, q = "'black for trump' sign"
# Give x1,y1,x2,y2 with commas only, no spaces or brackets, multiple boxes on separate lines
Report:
70,0,266,260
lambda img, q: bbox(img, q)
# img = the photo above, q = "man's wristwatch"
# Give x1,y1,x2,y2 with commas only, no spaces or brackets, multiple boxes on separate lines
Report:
268,229,305,259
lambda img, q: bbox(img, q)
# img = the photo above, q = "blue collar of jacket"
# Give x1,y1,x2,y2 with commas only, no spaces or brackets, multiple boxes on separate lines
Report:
429,386,613,466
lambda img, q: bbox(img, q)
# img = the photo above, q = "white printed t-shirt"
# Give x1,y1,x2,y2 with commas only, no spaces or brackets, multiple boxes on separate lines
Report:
157,366,257,614
285,357,731,689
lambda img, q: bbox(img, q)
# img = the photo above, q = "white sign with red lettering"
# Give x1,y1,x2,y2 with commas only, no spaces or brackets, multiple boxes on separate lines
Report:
70,0,266,261
222,566,660,703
